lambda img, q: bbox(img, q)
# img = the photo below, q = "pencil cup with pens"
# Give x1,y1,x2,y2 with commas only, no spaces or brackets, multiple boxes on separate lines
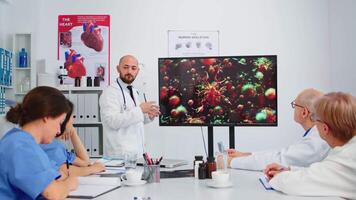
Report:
142,152,162,183
143,164,160,183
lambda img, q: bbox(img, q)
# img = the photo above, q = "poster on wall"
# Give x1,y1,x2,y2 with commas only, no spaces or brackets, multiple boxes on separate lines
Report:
168,30,219,57
58,15,110,86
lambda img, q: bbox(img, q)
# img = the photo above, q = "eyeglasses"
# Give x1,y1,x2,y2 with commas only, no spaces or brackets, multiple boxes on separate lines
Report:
291,101,304,109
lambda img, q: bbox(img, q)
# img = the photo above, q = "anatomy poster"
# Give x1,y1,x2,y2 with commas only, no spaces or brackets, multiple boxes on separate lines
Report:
168,30,219,57
58,15,110,86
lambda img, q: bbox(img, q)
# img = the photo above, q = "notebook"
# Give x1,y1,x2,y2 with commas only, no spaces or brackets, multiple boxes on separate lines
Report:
259,176,274,190
68,177,121,199
137,158,188,168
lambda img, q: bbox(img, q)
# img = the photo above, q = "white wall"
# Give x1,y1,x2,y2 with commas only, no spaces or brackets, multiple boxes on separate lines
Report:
2,0,347,161
0,2,7,47
329,0,356,95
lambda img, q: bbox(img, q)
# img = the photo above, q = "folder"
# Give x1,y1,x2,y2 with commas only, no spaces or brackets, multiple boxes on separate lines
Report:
68,177,121,199
78,127,85,146
84,127,92,155
77,94,85,123
91,127,100,157
84,93,99,122
69,93,78,123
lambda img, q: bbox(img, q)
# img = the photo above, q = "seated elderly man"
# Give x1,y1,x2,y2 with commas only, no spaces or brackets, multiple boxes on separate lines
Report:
228,88,330,170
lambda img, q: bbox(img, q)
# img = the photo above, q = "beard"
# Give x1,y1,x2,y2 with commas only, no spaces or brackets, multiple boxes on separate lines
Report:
120,73,136,84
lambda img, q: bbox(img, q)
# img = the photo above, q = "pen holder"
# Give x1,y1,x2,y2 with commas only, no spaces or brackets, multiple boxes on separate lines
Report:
143,164,160,183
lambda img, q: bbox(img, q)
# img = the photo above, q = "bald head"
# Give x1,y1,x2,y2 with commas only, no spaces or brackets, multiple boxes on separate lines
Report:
295,88,324,110
117,55,140,84
119,55,138,66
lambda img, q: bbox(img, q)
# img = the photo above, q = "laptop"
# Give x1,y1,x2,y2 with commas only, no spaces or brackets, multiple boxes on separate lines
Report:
137,158,188,168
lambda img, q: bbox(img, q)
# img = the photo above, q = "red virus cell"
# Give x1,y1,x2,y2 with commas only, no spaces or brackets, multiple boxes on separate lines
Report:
200,58,216,66
265,88,276,100
160,86,168,100
169,95,180,107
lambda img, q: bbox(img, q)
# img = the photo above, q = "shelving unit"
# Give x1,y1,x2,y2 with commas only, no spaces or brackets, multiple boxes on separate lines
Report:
10,33,36,102
60,87,104,157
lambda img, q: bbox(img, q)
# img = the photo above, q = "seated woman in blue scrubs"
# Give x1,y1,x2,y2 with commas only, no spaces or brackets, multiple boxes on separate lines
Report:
0,86,78,200
41,99,105,176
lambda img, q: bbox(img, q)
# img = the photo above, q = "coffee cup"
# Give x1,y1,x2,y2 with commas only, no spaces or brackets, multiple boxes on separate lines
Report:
121,169,142,183
211,171,230,185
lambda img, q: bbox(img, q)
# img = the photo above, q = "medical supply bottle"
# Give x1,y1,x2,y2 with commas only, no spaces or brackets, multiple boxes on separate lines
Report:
206,157,216,179
19,48,27,68
193,156,203,179
198,163,207,179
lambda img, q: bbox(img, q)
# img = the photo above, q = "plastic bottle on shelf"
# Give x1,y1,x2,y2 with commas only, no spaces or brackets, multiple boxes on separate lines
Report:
22,77,30,92
19,48,28,68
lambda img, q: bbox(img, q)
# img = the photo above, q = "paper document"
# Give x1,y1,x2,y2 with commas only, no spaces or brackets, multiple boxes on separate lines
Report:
259,176,274,190
68,177,121,199
96,166,126,176
96,158,125,167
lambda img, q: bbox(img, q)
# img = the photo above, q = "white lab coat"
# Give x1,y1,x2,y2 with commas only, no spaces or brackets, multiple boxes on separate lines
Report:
99,78,151,157
230,126,330,170
270,136,356,200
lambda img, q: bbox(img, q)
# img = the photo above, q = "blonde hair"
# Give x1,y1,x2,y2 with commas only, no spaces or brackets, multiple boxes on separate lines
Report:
314,92,356,143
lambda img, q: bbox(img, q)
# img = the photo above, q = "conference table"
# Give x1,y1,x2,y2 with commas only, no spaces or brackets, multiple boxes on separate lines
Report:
68,168,342,200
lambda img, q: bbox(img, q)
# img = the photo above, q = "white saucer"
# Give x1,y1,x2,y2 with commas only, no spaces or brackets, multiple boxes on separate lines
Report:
206,180,233,188
122,180,146,186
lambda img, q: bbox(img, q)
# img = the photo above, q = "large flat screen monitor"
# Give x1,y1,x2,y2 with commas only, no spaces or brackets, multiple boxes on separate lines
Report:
158,56,277,126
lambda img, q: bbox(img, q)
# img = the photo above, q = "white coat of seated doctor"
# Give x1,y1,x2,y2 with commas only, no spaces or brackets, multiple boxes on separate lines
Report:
227,88,331,170
99,55,160,158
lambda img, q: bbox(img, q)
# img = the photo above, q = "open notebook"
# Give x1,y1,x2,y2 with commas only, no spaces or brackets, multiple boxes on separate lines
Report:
68,177,121,199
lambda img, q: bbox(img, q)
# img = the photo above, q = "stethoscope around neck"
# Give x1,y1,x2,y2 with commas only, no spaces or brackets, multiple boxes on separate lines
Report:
116,78,146,110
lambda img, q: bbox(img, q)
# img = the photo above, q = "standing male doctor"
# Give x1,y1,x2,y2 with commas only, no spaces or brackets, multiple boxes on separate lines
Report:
99,55,160,157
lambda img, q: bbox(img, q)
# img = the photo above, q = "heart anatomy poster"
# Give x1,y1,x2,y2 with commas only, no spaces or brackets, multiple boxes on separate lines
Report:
58,15,110,86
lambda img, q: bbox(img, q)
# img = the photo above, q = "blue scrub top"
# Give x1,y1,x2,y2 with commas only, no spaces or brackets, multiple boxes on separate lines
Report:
0,128,61,200
40,139,76,170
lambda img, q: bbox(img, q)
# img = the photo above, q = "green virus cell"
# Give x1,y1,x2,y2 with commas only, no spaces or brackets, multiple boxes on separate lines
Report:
176,105,187,114
238,58,246,65
255,111,267,121
254,57,272,68
241,83,255,93
255,71,264,80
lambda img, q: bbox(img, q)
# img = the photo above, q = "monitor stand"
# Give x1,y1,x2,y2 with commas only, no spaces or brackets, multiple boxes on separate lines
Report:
207,126,235,157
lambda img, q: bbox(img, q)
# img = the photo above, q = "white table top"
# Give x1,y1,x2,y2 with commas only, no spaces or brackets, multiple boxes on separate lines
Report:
68,168,342,200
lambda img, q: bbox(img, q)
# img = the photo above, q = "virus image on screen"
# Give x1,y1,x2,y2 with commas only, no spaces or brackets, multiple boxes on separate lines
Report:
158,56,277,126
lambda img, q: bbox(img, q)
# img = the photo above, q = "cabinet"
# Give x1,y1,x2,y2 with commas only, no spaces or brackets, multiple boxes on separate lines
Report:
11,33,36,102
60,86,104,157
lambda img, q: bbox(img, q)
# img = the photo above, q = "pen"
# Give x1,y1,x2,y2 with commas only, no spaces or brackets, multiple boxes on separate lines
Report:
66,159,70,177
143,93,147,102
145,153,152,165
157,156,163,165
143,153,149,165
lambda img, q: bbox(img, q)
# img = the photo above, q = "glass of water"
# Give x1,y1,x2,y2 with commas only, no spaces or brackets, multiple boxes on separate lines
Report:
124,152,138,169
